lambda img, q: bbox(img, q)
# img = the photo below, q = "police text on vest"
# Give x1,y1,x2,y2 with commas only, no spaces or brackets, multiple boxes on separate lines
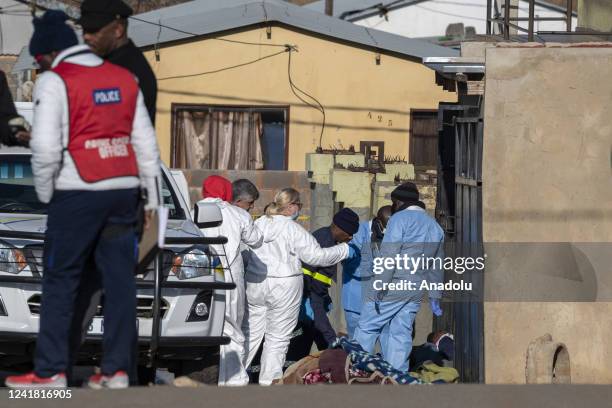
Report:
92,88,122,105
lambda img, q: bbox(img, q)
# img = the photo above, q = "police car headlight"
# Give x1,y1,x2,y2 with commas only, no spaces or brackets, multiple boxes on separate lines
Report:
0,241,27,275
171,249,214,280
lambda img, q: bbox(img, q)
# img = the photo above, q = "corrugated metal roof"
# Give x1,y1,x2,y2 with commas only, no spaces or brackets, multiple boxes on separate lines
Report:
128,0,458,59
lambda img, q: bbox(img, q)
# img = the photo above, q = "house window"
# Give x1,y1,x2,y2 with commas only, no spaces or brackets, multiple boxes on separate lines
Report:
172,105,288,170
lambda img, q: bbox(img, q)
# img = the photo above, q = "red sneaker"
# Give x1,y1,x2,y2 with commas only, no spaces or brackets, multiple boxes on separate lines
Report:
87,371,129,389
5,372,67,389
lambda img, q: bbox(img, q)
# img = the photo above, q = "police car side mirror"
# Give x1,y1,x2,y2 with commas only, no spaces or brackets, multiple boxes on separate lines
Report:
194,202,223,229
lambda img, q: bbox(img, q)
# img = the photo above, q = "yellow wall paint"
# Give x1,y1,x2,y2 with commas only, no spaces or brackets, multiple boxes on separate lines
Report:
144,26,456,170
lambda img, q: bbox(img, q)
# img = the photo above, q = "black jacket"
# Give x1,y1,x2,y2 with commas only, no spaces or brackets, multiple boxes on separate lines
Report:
302,227,338,346
107,40,157,124
0,71,18,146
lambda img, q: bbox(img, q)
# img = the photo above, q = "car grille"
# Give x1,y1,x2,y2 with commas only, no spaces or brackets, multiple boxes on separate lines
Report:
21,247,177,276
27,294,169,319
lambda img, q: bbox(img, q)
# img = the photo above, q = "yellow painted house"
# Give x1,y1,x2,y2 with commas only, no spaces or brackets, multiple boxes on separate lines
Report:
129,0,457,171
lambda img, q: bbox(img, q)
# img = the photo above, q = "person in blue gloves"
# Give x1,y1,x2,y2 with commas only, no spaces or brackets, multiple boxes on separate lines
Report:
287,208,360,362
353,182,445,372
342,205,392,339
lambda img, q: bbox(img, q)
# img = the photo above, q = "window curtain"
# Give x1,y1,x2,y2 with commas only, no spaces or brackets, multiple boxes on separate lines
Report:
174,110,264,170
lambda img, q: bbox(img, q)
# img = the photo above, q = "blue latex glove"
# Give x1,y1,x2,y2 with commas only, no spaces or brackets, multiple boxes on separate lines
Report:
430,298,443,317
347,243,360,259
300,297,333,322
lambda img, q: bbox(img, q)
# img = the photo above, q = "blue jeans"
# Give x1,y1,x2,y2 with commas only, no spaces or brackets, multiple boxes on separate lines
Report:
35,189,139,378
354,300,421,372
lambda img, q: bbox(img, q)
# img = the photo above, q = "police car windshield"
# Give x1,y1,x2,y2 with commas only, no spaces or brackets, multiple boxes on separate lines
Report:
0,155,183,219
0,155,47,214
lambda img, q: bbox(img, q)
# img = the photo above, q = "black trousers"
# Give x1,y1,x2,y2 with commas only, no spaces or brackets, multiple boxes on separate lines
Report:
286,319,329,364
35,189,139,378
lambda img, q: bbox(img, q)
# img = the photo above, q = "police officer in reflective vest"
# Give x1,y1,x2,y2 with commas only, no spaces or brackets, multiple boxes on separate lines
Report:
288,208,360,362
5,11,160,389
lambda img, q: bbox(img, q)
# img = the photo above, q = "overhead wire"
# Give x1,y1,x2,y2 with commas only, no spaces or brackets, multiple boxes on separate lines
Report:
23,0,328,149
157,48,289,81
127,9,327,148
286,48,326,150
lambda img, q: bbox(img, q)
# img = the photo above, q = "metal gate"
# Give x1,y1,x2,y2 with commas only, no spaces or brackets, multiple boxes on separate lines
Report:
453,117,484,383
435,105,484,383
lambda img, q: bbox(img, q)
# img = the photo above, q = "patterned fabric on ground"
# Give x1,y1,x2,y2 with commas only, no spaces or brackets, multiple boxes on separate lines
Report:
303,369,331,384
347,370,398,385
333,338,424,385
281,352,322,384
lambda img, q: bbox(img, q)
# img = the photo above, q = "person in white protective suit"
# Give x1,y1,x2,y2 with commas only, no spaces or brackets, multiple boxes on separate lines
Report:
197,175,263,386
242,188,357,385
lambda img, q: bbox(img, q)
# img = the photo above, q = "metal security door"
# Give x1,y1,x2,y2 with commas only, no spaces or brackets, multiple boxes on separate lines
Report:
452,116,484,383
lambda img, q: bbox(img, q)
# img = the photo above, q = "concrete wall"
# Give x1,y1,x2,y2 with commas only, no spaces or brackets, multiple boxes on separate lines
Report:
145,26,455,170
578,0,612,32
482,45,612,383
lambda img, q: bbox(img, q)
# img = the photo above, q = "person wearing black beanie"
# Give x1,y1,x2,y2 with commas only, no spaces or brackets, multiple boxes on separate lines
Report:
353,181,445,373
287,208,360,362
29,10,78,71
390,181,426,213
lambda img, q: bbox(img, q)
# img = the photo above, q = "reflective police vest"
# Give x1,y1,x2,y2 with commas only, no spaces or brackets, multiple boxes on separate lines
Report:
53,58,139,183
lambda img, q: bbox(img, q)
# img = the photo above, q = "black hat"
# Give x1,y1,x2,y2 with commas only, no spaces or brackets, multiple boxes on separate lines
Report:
29,10,78,57
391,182,420,203
77,0,133,33
333,208,360,235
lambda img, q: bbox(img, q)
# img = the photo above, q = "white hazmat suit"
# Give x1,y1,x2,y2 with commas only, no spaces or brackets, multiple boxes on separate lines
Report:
198,197,263,386
242,215,349,385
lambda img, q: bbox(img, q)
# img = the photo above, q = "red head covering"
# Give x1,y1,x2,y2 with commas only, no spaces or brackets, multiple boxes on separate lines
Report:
202,175,233,202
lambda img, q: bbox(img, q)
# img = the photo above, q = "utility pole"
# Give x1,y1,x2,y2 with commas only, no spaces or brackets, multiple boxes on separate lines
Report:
325,0,333,16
